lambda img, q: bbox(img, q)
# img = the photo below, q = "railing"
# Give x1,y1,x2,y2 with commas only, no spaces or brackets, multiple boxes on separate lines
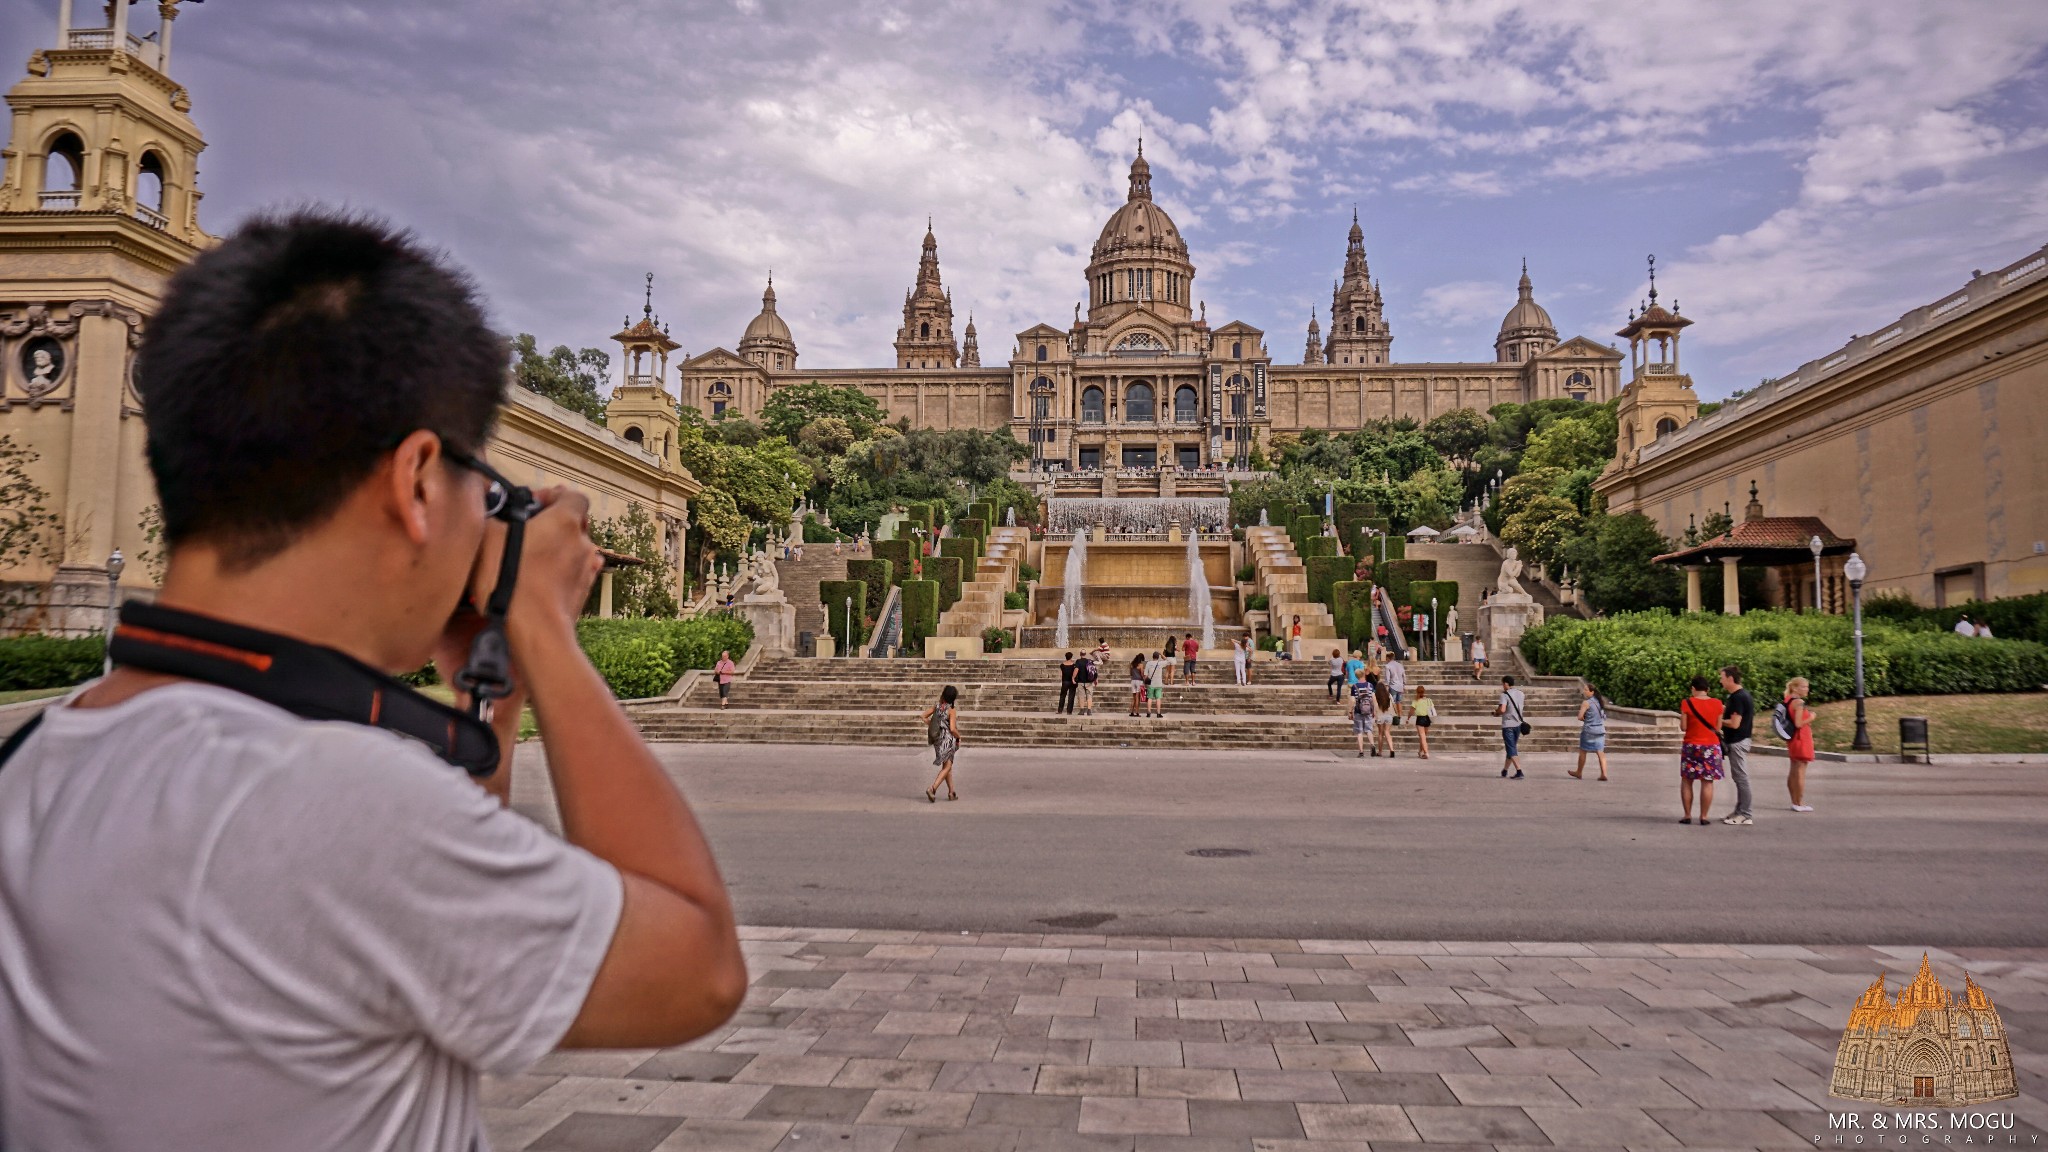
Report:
66,28,145,54
1372,585,1412,660
623,372,658,387
1645,362,1676,374
867,585,903,657
1173,413,1201,425
133,204,168,230
38,191,80,211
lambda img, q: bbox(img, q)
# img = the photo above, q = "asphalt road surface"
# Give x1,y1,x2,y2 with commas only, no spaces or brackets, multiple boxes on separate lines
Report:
512,742,2048,946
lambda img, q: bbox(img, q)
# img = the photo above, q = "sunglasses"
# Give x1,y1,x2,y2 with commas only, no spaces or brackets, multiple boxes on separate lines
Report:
445,450,521,521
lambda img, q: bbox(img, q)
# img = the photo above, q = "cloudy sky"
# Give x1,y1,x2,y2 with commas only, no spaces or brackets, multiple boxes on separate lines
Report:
13,1,2047,398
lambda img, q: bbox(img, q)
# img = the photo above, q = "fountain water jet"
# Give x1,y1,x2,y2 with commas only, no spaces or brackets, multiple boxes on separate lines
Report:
1186,533,1215,651
1054,528,1087,648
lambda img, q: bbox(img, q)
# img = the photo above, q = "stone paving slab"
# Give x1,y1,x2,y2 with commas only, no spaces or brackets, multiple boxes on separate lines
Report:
485,929,2048,1151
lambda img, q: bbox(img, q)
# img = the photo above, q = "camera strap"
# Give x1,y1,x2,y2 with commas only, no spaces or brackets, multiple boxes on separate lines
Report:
103,601,502,776
454,493,534,726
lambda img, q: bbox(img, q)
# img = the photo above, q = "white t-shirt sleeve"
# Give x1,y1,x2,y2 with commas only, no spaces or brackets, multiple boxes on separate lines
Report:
192,725,623,1075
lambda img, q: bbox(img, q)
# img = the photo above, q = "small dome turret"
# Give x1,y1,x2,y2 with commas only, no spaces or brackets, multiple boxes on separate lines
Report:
739,274,797,370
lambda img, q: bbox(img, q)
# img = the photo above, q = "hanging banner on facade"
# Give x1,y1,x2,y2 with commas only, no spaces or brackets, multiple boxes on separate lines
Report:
1208,364,1223,438
1253,364,1267,417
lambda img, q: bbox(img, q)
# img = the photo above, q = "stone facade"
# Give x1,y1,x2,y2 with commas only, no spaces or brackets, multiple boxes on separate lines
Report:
1596,242,2048,605
1829,956,2016,1107
679,148,1623,469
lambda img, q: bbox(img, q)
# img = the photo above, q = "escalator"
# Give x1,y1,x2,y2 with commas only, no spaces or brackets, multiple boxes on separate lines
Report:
1371,585,1411,659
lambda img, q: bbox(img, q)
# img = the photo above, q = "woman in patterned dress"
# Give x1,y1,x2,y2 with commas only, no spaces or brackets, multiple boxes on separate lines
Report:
922,685,962,802
1678,675,1725,825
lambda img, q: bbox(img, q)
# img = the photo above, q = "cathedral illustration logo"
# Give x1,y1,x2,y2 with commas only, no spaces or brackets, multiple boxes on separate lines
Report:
1829,955,2018,1107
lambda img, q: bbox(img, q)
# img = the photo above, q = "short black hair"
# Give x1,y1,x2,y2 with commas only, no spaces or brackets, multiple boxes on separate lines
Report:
1720,664,1743,684
1501,675,1516,686
138,209,505,566
1691,674,1713,692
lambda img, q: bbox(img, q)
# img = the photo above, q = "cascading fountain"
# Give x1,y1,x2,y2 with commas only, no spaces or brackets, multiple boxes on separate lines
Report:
1054,527,1087,648
1185,532,1215,650
1257,508,1269,527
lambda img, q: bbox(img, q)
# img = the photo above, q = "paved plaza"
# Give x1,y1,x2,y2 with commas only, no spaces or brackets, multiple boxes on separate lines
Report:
490,743,2048,1150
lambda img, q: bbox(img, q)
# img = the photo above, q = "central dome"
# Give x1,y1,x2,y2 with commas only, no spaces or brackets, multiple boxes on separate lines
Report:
1092,147,1187,261
1083,145,1197,324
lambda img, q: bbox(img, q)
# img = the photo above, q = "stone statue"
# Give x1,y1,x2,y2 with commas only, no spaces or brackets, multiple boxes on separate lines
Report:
1496,546,1527,596
27,348,57,390
1444,606,1459,636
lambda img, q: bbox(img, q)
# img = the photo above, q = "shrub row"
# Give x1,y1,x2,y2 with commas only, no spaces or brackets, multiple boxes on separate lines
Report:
1305,555,1348,612
1866,590,2048,645
0,634,105,692
576,615,755,699
819,580,869,651
902,580,940,650
1378,559,1437,612
1520,609,2048,711
930,556,964,611
845,559,893,625
873,538,913,586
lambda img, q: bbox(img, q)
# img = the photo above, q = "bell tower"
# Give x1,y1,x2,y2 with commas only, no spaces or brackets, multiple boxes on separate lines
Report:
894,221,959,369
1610,255,1700,466
0,0,212,634
604,273,684,468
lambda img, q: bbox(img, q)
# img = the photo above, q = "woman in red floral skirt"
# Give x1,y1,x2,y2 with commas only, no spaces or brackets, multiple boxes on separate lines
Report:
1677,675,1725,825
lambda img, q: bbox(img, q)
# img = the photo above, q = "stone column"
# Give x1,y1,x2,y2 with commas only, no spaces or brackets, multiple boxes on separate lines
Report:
1685,567,1702,614
598,570,615,618
1721,556,1741,615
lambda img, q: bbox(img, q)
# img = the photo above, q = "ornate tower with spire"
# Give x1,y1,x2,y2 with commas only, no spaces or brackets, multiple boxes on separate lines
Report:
1323,209,1390,365
0,0,213,628
1495,259,1559,363
960,314,980,368
605,273,684,465
1610,255,1699,465
1302,308,1324,365
1084,141,1195,325
738,273,797,372
895,221,959,369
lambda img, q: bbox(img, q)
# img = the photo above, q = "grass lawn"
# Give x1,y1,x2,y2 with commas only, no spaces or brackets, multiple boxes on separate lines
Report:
1780,693,2048,755
0,687,70,707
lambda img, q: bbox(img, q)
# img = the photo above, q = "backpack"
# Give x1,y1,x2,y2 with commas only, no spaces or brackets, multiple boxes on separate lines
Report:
1770,698,1795,741
927,704,948,745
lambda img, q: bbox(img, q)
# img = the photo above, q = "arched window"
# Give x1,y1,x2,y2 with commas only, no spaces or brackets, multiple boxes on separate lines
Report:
1354,317,1365,333
1173,385,1198,423
1231,341,1242,359
920,321,930,339
135,152,168,224
41,131,84,209
1655,417,1680,437
623,426,645,444
1037,344,1047,361
1081,385,1105,423
1125,382,1154,422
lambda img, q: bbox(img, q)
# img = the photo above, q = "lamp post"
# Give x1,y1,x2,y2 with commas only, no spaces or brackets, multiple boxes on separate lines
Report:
1809,535,1824,613
1845,551,1870,751
845,594,854,659
102,548,125,673
1431,595,1439,663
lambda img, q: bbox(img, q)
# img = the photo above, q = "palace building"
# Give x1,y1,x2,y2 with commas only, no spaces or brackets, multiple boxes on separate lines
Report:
678,147,1624,471
1829,956,2017,1107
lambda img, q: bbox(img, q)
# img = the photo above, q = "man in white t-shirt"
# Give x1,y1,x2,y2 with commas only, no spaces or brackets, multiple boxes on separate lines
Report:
1953,615,1975,636
1495,675,1527,780
0,213,747,1150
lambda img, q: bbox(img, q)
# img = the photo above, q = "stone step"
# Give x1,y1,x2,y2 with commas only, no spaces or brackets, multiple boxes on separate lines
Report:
678,680,1584,715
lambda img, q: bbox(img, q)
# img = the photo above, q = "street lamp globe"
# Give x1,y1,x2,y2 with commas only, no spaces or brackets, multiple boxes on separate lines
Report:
1844,552,1867,584
107,548,125,583
1808,535,1823,559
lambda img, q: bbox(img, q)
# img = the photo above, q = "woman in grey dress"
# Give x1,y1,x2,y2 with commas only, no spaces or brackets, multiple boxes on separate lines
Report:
922,685,962,802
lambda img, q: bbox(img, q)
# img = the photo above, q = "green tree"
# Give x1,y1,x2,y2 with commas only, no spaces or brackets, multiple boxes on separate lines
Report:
1565,513,1684,614
0,435,59,570
1500,493,1583,571
587,502,679,617
691,487,750,563
760,381,884,442
1521,418,1609,472
797,415,856,458
1422,408,1490,466
510,333,610,424
1397,466,1464,528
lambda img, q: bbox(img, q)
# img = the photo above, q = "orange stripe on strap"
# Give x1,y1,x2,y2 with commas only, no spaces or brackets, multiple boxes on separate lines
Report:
114,624,275,673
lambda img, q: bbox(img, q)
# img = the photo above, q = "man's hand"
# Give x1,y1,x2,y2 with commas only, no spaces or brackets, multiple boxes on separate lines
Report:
504,487,603,650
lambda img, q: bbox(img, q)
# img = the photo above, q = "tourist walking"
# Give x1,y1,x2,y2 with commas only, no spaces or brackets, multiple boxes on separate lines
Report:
1145,650,1167,717
1232,636,1249,685
1128,654,1148,717
1075,652,1098,716
1326,648,1346,701
1470,637,1487,682
1678,675,1725,824
1351,674,1376,758
1718,665,1756,825
1410,684,1435,758
1373,676,1397,757
1570,682,1608,781
922,686,961,802
1779,676,1816,811
1383,653,1406,719
1182,633,1199,682
1495,674,1526,779
1289,616,1303,661
714,650,737,709
1057,652,1079,715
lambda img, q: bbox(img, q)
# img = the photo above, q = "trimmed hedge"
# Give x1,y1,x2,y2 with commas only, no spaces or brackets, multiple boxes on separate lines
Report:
1407,579,1460,619
903,503,936,533
1332,581,1376,649
929,555,964,611
1299,535,1339,559
1381,559,1439,610
0,634,105,691
957,517,987,544
940,534,981,573
845,559,893,624
577,615,754,699
1288,514,1322,556
1520,609,2048,712
901,580,940,650
819,579,869,651
1306,555,1349,610
1335,503,1381,548
965,503,995,531
873,539,913,585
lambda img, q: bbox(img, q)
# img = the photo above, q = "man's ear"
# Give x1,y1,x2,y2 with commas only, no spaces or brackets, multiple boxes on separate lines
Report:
386,429,445,546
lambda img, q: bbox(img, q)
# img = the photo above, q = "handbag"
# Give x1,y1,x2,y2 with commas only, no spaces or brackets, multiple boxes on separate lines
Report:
1507,693,1530,736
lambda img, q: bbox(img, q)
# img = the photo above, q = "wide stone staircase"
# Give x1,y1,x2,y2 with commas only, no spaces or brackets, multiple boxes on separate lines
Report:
938,526,1029,638
1245,526,1338,645
774,548,851,647
630,654,1679,754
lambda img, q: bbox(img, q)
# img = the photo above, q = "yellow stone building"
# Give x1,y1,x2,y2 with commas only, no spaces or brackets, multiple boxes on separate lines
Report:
1829,956,2016,1107
1596,242,2048,606
0,5,698,634
679,148,1624,472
